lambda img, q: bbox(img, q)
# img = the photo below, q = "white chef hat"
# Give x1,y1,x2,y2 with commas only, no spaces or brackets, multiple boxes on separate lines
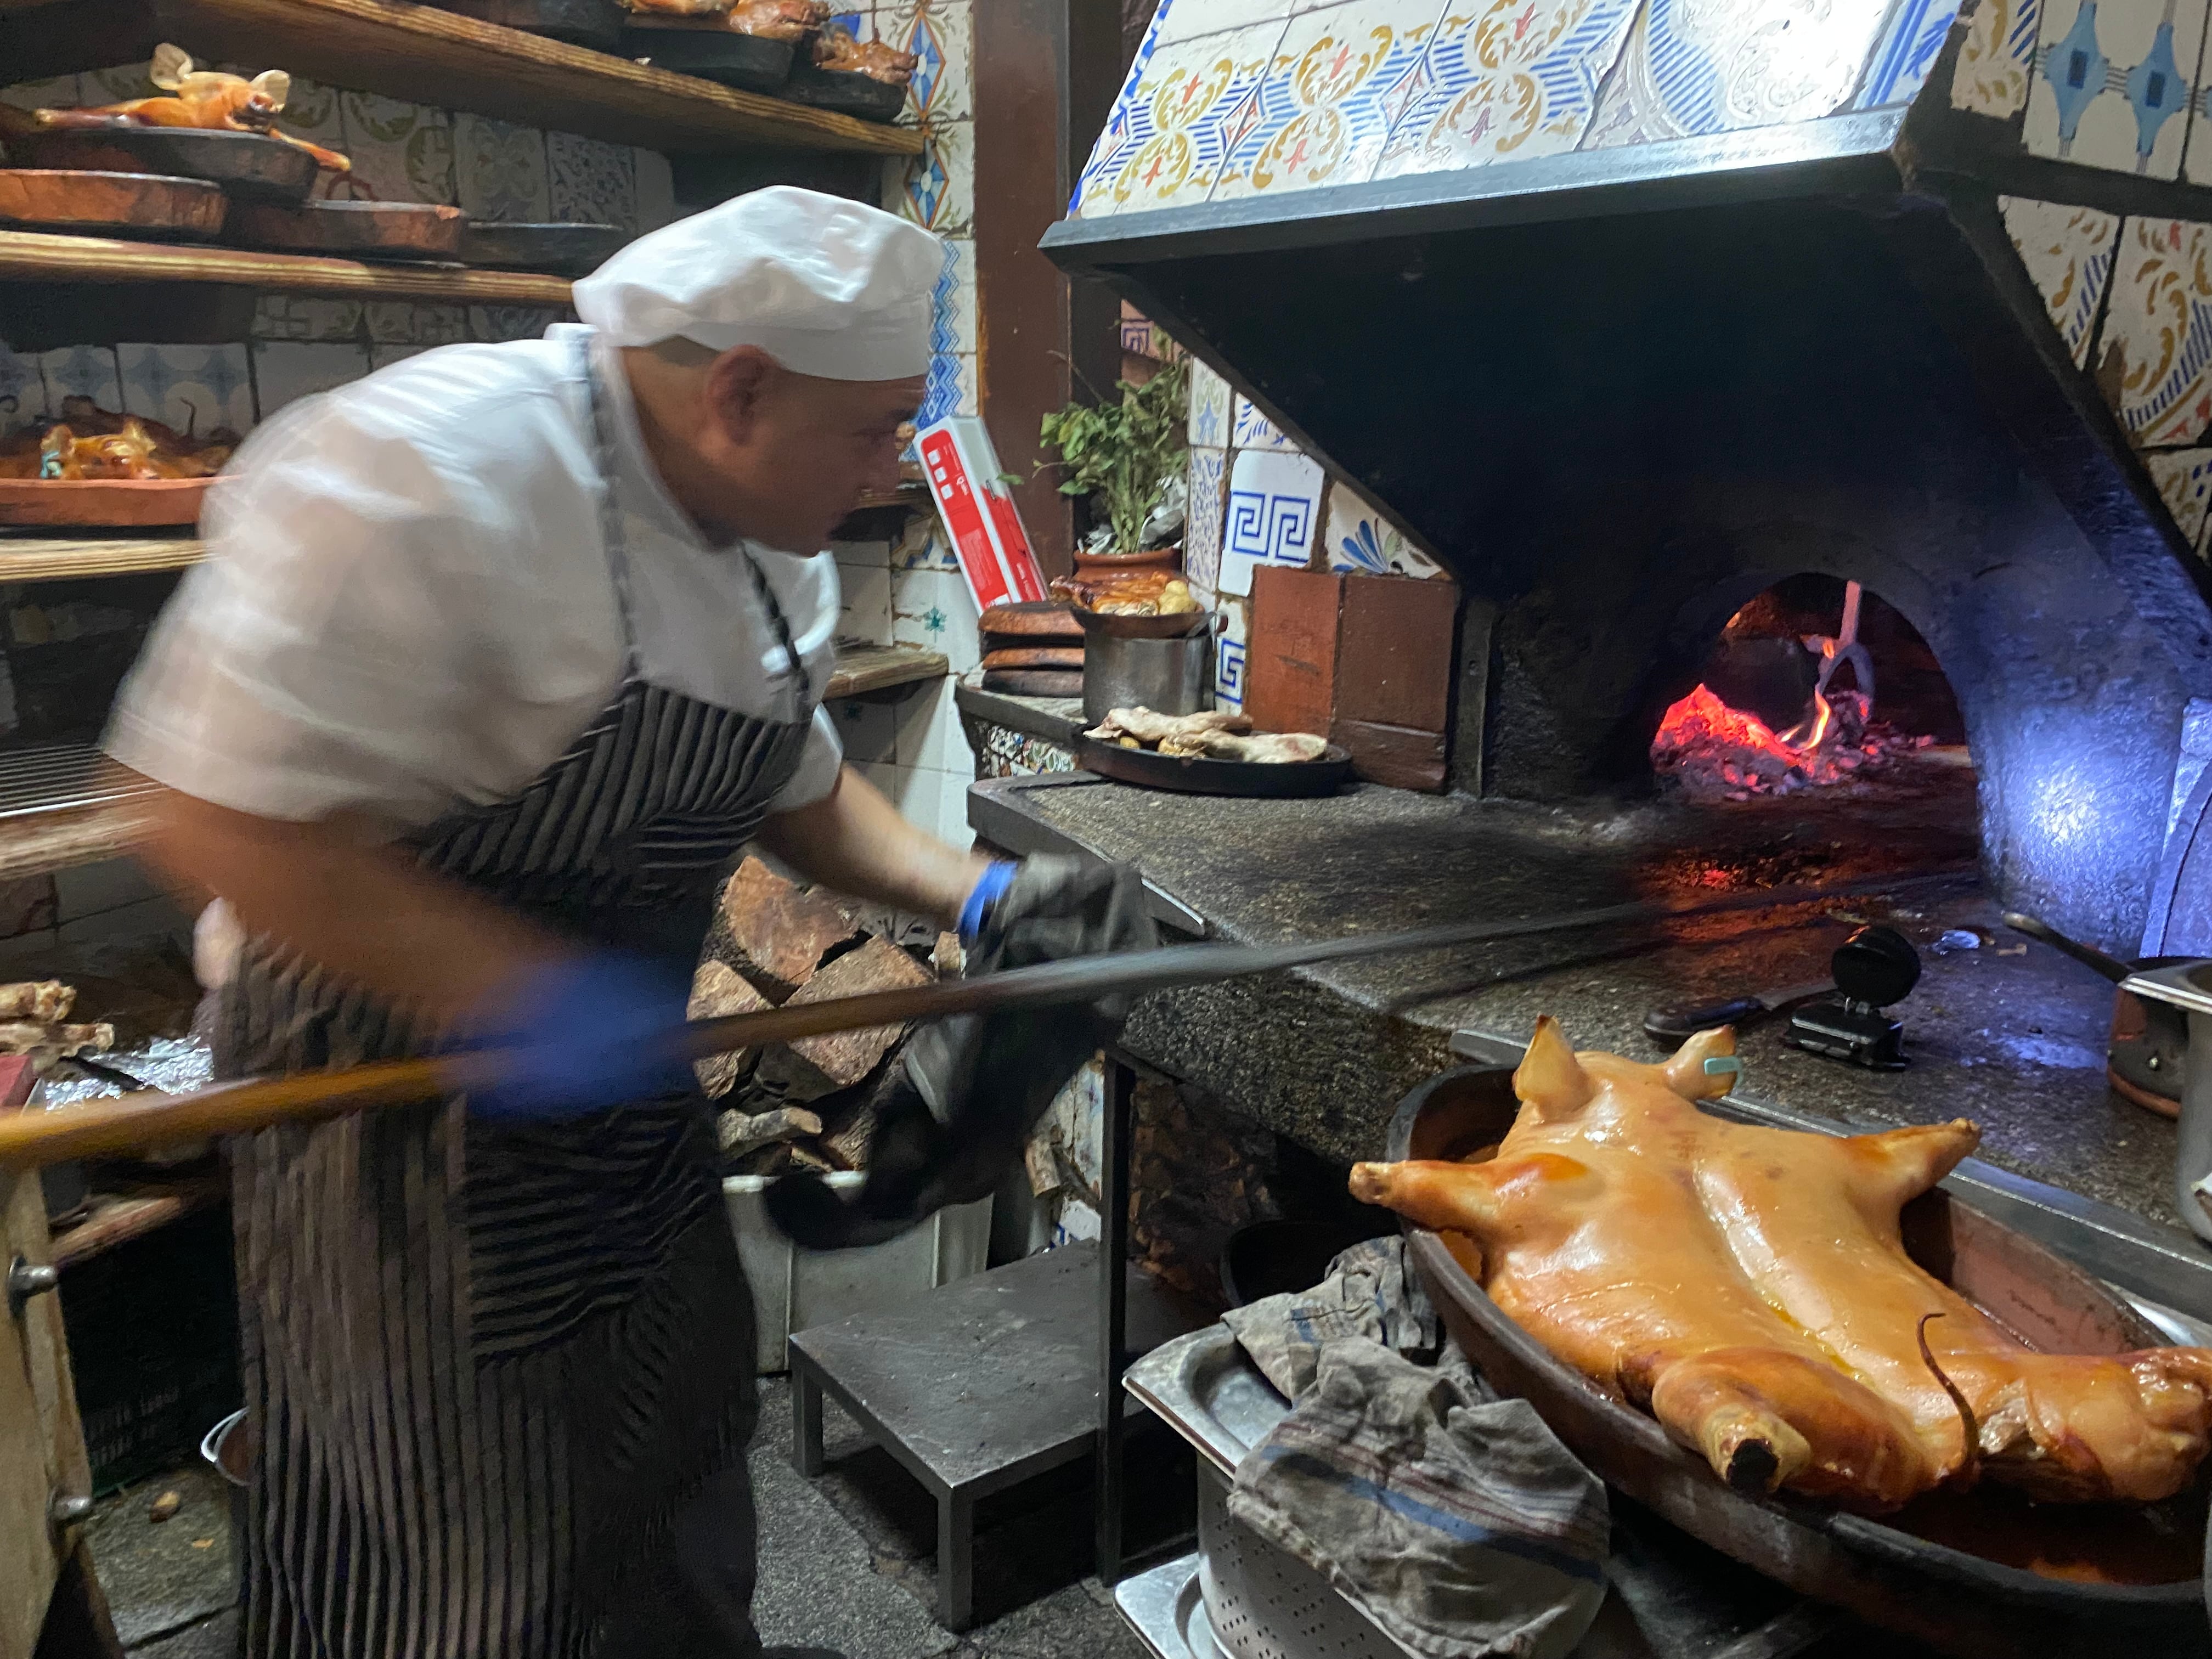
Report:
572,185,942,381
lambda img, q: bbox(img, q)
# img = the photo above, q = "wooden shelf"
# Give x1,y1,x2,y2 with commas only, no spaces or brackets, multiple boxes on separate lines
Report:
0,229,575,304
0,534,202,583
8,0,924,155
826,642,947,698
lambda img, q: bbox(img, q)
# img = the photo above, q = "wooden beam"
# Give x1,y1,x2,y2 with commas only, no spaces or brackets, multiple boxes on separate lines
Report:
0,230,575,303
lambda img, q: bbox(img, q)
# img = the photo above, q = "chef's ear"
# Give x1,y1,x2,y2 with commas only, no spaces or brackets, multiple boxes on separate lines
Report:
150,43,192,90
704,345,777,443
251,69,291,110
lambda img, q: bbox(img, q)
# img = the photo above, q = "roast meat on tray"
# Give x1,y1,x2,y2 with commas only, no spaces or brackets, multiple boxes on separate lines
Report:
1351,1017,2212,1511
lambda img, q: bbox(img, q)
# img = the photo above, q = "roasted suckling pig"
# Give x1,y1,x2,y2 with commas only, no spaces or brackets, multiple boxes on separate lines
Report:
811,22,918,82
731,0,831,37
1084,706,1329,763
1049,570,1200,616
0,397,237,482
0,44,351,175
1351,1019,2212,1511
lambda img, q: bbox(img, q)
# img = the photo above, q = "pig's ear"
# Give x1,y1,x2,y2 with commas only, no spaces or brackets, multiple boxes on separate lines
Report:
150,43,193,90
1664,1026,1739,1100
251,69,291,109
1514,1015,1594,1122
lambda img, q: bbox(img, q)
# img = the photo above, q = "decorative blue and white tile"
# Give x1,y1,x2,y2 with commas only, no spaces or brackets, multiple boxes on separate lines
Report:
2095,217,2212,445
1214,593,1250,712
1220,448,1324,595
36,347,122,413
1322,479,1448,577
453,114,552,222
1070,1,1171,213
337,92,455,203
2025,0,2206,177
469,305,569,342
0,344,46,427
839,560,895,645
1156,0,1295,46
1860,0,1966,105
895,511,961,571
1949,0,2042,112
117,344,254,438
898,118,975,232
547,131,639,233
892,565,982,671
1086,21,1294,215
252,293,366,342
887,0,973,120
1120,301,1157,358
1185,445,1229,600
368,342,432,371
2148,447,2212,543
1577,0,1889,149
1232,394,1298,450
944,236,978,354
1189,360,1233,447
1375,0,1643,177
0,76,81,112
1999,195,2120,366
365,302,471,346
251,342,370,421
634,149,678,233
1210,0,1447,199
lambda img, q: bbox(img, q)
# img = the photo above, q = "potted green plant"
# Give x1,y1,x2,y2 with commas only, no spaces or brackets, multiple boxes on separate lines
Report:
1038,359,1189,571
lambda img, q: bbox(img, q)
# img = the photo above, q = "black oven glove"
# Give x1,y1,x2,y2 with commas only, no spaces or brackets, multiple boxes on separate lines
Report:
764,853,1157,1250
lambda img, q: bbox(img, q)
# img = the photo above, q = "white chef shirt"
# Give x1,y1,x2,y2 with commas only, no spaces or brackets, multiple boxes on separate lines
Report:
106,324,844,836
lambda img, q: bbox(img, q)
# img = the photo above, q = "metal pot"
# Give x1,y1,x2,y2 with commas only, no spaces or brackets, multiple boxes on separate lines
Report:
2116,961,2212,1242
2002,915,2188,1117
1081,628,1213,724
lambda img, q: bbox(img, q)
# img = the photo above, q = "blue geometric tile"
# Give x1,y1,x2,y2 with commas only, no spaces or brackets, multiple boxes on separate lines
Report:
36,346,122,411
1215,594,1249,712
1378,0,1642,176
1232,394,1297,450
1860,0,1966,106
1949,0,2041,113
2025,0,2207,177
1189,360,1233,447
1220,448,1324,595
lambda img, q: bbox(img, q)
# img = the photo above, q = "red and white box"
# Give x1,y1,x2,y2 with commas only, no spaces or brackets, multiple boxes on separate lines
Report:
917,416,1046,611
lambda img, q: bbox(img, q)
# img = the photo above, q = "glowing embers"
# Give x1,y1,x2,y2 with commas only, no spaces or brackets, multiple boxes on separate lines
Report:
1653,684,1930,798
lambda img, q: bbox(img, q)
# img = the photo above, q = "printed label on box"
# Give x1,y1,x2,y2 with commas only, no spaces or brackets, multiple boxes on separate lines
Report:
919,416,1046,612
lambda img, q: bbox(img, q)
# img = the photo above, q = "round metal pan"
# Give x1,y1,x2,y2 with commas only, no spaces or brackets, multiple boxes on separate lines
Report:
459,221,627,275
430,0,624,48
225,199,465,261
1075,733,1352,797
621,24,795,92
1385,1064,2211,1659
776,63,909,122
2,127,320,204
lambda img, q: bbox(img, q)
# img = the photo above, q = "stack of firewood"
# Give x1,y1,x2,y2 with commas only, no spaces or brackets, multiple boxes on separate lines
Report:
692,855,958,1177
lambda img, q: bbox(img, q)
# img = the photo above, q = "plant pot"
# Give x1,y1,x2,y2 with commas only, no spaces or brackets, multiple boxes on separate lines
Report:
1073,544,1180,575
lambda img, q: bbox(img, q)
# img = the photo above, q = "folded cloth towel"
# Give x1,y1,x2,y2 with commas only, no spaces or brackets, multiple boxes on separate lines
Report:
1222,1239,1609,1659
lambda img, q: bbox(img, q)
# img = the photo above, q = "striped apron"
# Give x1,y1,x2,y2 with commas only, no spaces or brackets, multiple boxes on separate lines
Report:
218,331,817,1659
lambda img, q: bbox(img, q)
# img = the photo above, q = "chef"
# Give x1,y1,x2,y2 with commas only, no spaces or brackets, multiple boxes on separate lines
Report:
105,187,1045,1659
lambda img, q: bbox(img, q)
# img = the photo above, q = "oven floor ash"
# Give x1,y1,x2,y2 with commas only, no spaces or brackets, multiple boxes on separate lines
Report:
88,1375,1147,1659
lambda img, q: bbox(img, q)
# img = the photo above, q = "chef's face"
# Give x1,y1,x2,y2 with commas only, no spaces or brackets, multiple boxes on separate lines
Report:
702,348,924,552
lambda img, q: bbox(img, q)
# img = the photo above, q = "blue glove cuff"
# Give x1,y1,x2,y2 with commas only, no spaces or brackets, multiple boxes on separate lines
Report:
958,861,1018,944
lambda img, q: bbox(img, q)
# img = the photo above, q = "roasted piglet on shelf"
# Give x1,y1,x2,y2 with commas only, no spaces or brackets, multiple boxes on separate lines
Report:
811,22,918,82
1351,1018,2212,1511
0,396,237,482
0,44,351,175
723,0,830,37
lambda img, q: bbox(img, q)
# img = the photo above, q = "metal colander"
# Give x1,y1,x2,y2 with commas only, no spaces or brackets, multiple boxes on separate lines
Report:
1196,1473,1409,1659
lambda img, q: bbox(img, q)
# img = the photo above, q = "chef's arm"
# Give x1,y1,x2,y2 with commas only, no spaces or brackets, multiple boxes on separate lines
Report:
755,764,991,931
139,787,573,1021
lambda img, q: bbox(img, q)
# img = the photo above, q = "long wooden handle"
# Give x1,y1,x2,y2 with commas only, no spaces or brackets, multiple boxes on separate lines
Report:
0,869,1955,1170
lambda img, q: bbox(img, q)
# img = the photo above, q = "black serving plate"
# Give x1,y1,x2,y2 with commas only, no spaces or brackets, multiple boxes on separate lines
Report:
777,63,908,122
460,221,627,275
620,24,795,92
1074,733,1352,797
2,127,320,204
430,0,624,48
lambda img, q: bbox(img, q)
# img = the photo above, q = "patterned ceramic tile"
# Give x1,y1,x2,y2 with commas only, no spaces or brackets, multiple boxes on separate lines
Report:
454,114,552,222
915,240,967,427
1158,0,1296,44
37,346,122,412
336,92,455,204
2097,217,2212,445
0,76,81,112
634,149,679,232
548,132,639,232
886,0,973,120
469,305,569,341
1185,445,1229,600
1215,593,1250,712
1084,21,1294,216
365,302,470,346
2025,0,2207,177
252,294,367,341
1220,448,1324,595
1211,0,1446,199
1189,360,1234,447
895,511,961,571
251,341,371,421
899,117,975,232
1580,0,1891,149
116,344,254,438
892,565,982,671
1376,0,1643,175
2000,195,2121,366
944,236,978,354
2148,447,2212,542
1232,394,1298,449
1071,3,1171,213
1322,478,1448,576
1861,0,1966,105
1951,0,2042,112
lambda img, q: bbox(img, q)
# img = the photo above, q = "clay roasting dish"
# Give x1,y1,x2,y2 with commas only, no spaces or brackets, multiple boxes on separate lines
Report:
1374,1047,2212,1658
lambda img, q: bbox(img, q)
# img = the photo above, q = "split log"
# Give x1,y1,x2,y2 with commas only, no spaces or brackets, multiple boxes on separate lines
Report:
761,935,932,1100
718,855,861,1000
689,959,770,1099
716,1105,823,1159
